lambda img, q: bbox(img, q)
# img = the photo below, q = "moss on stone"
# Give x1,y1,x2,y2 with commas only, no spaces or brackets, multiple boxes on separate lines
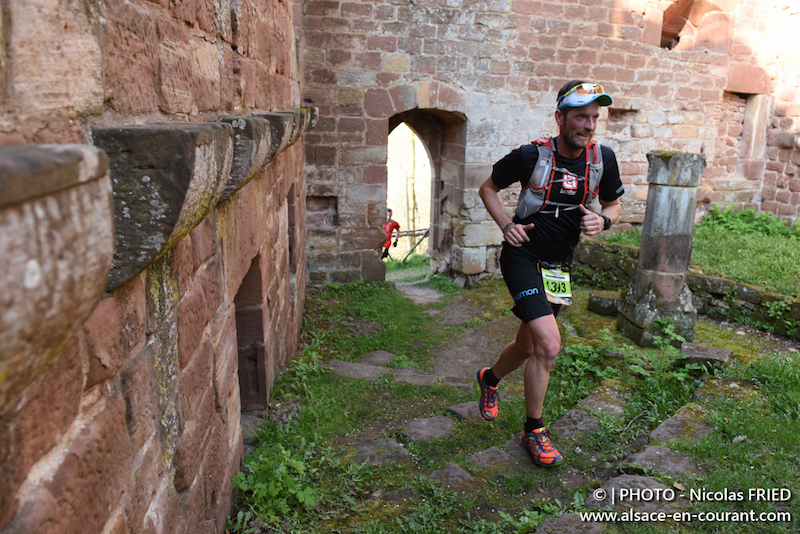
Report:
693,377,760,403
674,401,711,421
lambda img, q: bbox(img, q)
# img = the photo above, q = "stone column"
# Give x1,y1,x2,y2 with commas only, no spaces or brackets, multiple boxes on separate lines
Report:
617,151,706,347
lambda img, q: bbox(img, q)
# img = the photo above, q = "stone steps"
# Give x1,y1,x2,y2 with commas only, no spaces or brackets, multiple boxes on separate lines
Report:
264,281,755,531
320,334,742,532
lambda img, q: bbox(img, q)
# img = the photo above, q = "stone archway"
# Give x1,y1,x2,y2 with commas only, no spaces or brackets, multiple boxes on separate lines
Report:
305,80,469,285
389,108,466,272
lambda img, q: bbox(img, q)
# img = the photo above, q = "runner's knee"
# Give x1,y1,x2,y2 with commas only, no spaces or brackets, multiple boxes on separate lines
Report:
535,336,561,365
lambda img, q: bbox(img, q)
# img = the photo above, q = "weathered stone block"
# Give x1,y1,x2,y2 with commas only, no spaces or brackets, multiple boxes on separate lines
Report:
94,123,234,290
200,414,229,530
0,334,83,530
173,387,215,491
123,435,163,532
83,277,147,388
680,342,732,367
0,144,113,415
101,0,159,114
452,245,486,275
639,233,692,273
156,17,193,114
175,475,207,534
617,283,697,347
10,0,104,120
588,290,620,316
252,110,314,163
623,445,703,477
120,345,162,452
646,151,706,187
178,336,214,424
216,116,272,201
339,227,385,249
14,390,132,534
726,61,769,95
190,217,217,271
177,281,209,368
458,220,502,247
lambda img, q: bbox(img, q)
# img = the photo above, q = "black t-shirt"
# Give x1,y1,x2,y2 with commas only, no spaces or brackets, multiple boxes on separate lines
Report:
491,139,624,263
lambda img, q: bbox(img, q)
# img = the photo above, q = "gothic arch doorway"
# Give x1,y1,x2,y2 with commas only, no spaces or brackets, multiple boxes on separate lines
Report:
388,109,466,273
386,123,432,261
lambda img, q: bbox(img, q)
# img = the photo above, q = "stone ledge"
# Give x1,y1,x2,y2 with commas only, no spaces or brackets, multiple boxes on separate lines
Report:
92,108,316,291
0,144,109,208
251,107,316,163
0,144,114,414
215,116,272,202
94,123,234,290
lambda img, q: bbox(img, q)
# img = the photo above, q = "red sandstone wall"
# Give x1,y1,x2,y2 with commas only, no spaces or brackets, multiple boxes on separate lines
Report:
0,0,306,533
302,0,800,284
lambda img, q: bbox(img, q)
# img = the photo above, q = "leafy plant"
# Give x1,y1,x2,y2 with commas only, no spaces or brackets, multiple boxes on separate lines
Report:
225,507,258,534
388,353,421,369
624,337,703,425
232,438,318,525
420,273,462,295
499,501,562,534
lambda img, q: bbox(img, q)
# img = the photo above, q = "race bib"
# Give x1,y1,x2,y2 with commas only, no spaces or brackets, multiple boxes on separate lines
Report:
541,267,572,305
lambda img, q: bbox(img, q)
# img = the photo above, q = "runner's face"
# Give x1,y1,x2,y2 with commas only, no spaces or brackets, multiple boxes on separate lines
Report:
556,103,600,157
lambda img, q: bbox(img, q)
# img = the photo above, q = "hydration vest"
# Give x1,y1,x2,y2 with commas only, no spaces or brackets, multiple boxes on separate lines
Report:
515,137,604,219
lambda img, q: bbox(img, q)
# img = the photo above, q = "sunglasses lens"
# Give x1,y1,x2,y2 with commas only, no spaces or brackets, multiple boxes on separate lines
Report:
576,83,603,95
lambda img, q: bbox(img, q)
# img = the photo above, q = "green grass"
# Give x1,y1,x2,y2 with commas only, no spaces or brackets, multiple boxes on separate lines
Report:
385,254,430,272
229,206,800,533
229,277,800,533
666,354,800,534
598,207,800,297
299,280,459,371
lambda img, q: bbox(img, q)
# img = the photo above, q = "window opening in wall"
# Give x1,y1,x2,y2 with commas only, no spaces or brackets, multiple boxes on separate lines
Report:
386,123,433,261
707,91,768,209
714,92,747,177
306,196,338,228
234,257,267,411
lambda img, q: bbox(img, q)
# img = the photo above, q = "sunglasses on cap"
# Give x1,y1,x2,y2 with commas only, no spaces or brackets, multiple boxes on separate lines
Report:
559,82,604,101
557,83,611,109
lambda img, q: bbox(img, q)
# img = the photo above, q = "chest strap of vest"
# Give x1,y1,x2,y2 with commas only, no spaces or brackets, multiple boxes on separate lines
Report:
516,137,603,218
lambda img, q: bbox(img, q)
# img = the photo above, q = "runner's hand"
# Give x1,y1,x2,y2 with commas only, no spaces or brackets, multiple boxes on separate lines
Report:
579,204,603,236
503,223,534,247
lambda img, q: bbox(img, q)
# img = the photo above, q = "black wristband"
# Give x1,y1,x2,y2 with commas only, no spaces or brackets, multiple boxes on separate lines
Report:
601,215,611,231
502,222,514,234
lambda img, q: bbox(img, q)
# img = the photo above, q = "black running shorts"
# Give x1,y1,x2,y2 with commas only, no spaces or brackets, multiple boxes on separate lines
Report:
499,244,562,324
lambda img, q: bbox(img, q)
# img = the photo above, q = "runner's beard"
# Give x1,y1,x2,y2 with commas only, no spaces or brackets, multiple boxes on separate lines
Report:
563,129,593,152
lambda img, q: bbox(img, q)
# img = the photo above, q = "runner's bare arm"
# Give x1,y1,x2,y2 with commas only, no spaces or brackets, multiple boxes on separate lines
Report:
479,177,534,247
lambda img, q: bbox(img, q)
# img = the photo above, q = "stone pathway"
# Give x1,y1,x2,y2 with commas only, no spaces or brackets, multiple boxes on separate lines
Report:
302,285,766,532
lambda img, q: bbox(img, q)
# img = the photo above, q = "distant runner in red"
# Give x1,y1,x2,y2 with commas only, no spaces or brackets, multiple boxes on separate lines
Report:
382,209,400,259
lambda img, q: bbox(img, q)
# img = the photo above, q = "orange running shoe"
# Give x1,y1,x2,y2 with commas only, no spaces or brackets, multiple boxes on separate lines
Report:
476,368,498,421
523,427,564,467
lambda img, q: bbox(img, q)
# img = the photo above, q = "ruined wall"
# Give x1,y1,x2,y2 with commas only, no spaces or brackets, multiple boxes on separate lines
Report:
0,0,311,532
302,0,800,284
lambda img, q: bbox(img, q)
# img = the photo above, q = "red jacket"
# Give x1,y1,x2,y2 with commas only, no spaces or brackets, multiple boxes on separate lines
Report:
383,220,400,248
